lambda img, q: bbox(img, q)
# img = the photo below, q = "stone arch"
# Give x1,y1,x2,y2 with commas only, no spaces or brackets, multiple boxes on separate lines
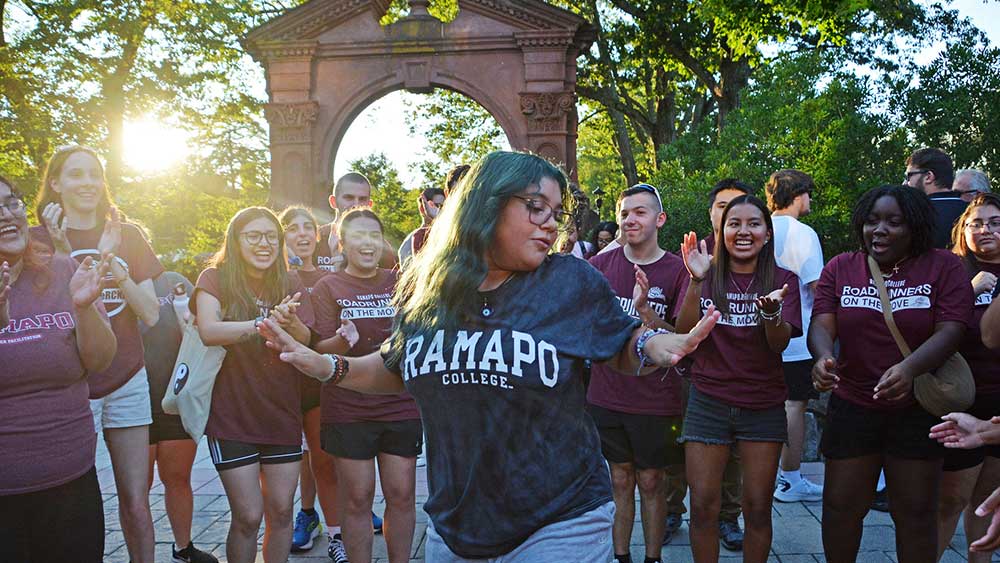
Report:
245,0,594,209
318,75,523,186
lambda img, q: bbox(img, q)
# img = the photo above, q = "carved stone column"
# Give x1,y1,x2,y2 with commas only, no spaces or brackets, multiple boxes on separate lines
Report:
519,91,576,169
264,102,320,207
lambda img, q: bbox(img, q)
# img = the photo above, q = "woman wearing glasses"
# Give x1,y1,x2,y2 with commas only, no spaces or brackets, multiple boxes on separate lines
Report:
32,145,163,563
935,193,1000,562
190,207,315,563
0,175,116,562
256,151,720,561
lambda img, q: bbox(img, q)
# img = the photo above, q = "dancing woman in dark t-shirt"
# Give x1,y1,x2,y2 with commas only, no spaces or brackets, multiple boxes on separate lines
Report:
811,185,972,563
675,195,801,563
0,176,116,562
257,151,722,562
191,207,315,563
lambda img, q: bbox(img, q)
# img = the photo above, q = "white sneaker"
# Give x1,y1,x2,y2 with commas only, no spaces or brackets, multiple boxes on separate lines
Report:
328,534,350,563
774,475,823,502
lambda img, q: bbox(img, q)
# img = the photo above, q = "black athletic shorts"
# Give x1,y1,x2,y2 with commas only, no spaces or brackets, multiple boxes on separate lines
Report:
784,359,819,402
587,404,684,469
148,413,192,444
821,394,945,460
0,467,104,563
944,391,1000,472
321,419,423,460
207,437,303,471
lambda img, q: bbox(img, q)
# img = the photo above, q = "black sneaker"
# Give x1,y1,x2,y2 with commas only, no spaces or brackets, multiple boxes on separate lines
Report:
719,520,744,551
871,488,889,512
328,533,350,563
172,542,219,563
662,512,683,545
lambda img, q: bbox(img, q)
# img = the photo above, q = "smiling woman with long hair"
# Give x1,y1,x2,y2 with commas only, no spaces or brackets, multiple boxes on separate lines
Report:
934,193,1000,562
675,194,801,563
810,184,973,563
32,145,163,563
257,150,720,561
190,206,315,563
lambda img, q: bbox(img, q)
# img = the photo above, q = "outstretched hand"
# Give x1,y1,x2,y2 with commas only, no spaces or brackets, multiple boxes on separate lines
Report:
930,412,992,449
642,305,721,367
259,318,331,379
680,232,711,281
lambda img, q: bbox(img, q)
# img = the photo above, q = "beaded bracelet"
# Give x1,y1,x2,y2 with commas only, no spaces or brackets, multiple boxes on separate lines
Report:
759,303,783,322
323,354,351,385
635,327,673,368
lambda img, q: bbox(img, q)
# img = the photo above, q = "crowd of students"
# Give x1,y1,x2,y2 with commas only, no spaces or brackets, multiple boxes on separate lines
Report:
0,144,997,563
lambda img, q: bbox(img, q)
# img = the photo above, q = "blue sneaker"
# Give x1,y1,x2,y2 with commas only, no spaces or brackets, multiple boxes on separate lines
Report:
291,509,322,551
372,511,383,535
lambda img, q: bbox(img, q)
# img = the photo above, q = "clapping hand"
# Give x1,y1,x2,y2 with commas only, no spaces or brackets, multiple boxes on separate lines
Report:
70,255,112,310
756,284,789,316
98,207,122,256
336,318,359,348
41,203,72,255
680,232,711,281
633,265,650,313
973,271,998,296
873,363,915,402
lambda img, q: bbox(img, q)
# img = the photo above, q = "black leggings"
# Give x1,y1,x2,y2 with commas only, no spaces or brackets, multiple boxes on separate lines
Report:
0,466,104,563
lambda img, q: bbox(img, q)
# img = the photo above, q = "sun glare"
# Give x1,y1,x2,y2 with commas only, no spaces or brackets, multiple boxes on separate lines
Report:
122,117,190,172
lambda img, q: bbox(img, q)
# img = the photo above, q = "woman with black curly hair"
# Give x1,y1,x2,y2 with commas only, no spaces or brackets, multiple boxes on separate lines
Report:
810,184,974,562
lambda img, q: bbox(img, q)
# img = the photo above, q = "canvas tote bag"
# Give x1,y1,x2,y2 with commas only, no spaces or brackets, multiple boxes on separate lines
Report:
162,317,226,441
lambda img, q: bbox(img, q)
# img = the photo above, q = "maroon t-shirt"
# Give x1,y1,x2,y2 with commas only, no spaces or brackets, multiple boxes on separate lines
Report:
312,269,420,424
813,250,973,411
1,256,107,494
192,268,315,445
316,223,398,273
586,247,687,416
680,266,803,409
31,223,164,398
296,268,332,411
959,261,1000,396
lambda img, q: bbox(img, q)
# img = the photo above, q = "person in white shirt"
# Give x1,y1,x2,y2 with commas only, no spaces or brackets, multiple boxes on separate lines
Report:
765,169,825,502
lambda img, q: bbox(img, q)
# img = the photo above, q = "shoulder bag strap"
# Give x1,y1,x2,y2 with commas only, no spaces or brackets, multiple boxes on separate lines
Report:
867,254,914,356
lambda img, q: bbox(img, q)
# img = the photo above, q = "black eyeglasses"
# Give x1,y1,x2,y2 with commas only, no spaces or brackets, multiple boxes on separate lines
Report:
965,219,1000,232
511,195,573,231
0,197,26,216
904,170,928,184
630,183,664,210
240,231,281,246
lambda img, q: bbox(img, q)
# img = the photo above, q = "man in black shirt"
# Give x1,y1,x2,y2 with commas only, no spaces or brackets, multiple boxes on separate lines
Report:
904,147,967,248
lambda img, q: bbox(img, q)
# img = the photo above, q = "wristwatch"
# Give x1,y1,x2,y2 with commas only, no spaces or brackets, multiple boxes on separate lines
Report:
253,316,265,329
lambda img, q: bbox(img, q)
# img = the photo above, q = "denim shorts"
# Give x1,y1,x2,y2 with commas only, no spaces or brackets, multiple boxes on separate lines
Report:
424,500,614,562
679,386,788,445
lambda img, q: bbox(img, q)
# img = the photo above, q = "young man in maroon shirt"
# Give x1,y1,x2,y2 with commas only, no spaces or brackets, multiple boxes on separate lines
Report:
316,172,398,273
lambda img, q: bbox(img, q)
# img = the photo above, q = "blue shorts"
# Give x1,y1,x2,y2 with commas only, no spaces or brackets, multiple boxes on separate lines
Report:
424,501,614,562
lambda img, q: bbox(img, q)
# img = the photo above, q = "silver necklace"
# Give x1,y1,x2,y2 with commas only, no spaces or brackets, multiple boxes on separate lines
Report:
481,272,515,318
730,271,756,295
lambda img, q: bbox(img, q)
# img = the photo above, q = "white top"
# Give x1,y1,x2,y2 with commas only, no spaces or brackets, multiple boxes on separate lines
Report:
771,215,824,362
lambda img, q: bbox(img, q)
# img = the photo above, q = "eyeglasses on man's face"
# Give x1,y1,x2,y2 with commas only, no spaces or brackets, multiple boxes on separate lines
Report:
904,170,928,184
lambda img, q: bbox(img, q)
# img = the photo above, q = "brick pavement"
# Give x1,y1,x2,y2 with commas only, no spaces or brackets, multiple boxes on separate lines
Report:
97,435,990,562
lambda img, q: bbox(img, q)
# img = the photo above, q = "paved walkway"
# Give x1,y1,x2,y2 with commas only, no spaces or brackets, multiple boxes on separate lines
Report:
98,435,990,562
